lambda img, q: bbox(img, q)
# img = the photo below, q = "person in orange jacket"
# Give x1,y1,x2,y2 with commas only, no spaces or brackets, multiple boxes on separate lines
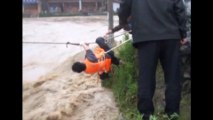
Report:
72,37,121,80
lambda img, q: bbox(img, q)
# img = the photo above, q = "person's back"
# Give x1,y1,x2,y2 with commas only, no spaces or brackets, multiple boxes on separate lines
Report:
84,47,112,74
119,0,186,45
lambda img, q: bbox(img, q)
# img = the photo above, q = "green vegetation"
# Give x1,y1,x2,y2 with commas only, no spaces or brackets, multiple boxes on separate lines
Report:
102,35,191,120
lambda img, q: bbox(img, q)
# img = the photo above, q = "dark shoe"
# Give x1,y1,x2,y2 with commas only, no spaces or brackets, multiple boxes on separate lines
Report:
142,117,149,120
142,114,150,120
167,113,179,120
119,60,125,65
99,72,109,80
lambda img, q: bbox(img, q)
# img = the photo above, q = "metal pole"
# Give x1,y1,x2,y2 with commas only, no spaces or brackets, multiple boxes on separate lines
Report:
107,0,115,47
79,0,82,11
38,0,41,17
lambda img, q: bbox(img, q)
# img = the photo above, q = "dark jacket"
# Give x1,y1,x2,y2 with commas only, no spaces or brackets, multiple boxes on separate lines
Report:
118,0,187,45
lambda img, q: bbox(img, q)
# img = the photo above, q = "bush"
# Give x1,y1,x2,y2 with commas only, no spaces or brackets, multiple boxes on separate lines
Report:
102,36,141,119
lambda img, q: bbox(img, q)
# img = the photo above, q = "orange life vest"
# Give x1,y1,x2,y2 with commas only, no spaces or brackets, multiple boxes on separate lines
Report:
84,47,111,74
93,47,105,59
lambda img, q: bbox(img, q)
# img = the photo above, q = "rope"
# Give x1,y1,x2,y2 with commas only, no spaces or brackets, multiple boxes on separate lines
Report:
23,31,131,50
23,41,68,45
97,39,131,72
104,32,125,41
22,32,127,46
105,39,131,54
23,41,96,48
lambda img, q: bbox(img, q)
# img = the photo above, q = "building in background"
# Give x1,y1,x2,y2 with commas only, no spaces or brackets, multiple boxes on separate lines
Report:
23,0,40,17
23,0,121,17
46,0,102,14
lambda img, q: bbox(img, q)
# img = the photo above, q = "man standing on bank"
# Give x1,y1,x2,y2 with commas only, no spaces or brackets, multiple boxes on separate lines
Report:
118,0,188,119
